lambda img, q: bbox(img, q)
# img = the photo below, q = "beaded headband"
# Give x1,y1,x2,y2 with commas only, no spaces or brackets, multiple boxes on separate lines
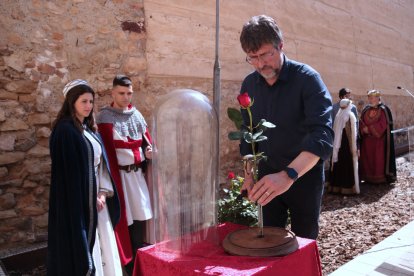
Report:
62,79,89,98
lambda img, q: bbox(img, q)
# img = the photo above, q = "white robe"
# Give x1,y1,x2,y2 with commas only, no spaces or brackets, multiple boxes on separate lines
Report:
332,104,360,194
113,129,152,225
85,131,122,276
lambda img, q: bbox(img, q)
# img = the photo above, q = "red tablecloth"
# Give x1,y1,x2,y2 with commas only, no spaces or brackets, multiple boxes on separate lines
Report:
133,223,322,276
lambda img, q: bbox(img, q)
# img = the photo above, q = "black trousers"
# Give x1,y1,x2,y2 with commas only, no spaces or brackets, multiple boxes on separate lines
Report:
259,162,324,239
129,220,147,254
125,220,147,275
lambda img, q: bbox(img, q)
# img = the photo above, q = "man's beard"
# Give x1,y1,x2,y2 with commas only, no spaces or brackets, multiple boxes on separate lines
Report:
258,66,280,80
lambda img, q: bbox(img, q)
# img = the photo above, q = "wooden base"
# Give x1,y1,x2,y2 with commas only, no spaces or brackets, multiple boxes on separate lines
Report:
222,226,299,257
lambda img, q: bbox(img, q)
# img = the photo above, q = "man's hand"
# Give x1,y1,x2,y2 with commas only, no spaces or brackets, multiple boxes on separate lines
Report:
145,146,153,159
248,172,294,206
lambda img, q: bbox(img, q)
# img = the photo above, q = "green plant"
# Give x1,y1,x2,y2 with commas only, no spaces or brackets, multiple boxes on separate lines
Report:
218,174,258,226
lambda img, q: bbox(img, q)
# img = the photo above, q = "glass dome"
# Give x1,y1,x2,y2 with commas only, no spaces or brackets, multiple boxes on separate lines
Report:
150,89,219,254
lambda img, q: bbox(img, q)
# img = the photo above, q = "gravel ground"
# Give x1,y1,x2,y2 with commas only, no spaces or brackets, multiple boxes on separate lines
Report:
318,154,414,275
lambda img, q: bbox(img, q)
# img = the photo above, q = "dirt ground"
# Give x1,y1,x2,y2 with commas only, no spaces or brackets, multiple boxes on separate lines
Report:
318,154,414,274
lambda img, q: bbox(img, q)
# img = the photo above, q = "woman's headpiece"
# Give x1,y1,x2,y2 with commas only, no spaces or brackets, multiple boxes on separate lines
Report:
62,79,89,98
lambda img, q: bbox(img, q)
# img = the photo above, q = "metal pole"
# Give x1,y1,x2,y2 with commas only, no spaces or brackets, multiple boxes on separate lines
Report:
213,0,221,196
213,0,221,122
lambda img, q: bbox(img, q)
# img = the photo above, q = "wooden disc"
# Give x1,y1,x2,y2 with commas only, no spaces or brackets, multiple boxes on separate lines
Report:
222,226,299,257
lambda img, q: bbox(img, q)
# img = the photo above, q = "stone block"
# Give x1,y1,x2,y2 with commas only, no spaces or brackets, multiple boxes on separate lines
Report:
0,90,18,100
52,32,64,41
37,63,56,75
46,1,64,15
122,57,147,75
0,192,16,209
3,52,26,71
5,80,37,94
9,231,26,242
27,145,50,157
0,119,29,131
23,180,38,188
19,94,37,103
15,137,37,152
0,209,17,219
23,159,51,174
0,179,23,188
0,152,25,166
0,167,8,178
16,192,36,207
36,127,51,138
33,213,48,228
33,186,45,196
27,113,51,125
36,138,49,148
0,133,16,151
20,205,45,216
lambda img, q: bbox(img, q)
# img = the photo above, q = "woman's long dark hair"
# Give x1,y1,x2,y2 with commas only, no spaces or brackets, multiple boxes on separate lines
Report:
52,84,97,132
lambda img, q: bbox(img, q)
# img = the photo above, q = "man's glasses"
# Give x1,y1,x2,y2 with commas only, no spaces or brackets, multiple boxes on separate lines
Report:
246,49,276,65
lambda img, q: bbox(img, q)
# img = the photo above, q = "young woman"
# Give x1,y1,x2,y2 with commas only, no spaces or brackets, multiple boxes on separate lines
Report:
47,79,122,275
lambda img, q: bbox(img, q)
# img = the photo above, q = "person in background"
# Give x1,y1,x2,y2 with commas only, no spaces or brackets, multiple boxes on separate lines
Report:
96,75,153,273
325,87,359,184
328,99,360,195
332,88,358,126
238,15,333,239
48,79,122,275
359,89,396,184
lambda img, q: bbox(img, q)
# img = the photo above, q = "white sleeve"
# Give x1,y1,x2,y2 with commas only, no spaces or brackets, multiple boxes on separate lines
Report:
98,158,114,197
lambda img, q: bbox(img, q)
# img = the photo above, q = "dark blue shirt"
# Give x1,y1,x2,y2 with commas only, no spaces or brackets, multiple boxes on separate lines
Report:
240,55,334,171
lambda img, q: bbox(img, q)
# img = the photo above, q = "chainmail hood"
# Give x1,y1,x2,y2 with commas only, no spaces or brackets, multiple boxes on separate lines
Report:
97,105,147,140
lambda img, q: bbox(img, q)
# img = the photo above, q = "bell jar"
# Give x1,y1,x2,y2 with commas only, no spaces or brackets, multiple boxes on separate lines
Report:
150,89,219,255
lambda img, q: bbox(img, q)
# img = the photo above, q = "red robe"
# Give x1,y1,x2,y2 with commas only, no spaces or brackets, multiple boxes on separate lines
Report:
359,105,393,183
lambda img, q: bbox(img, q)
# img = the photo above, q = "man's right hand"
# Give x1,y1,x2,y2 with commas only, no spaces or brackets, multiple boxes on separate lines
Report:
145,146,153,159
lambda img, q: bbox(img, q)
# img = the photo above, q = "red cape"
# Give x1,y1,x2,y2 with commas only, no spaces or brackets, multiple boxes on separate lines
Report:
98,123,133,265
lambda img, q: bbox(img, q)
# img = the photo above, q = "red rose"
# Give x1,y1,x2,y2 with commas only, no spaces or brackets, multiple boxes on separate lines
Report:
237,92,251,108
227,171,235,180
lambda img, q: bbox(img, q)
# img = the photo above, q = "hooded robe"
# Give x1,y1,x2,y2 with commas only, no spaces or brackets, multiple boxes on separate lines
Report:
47,118,120,276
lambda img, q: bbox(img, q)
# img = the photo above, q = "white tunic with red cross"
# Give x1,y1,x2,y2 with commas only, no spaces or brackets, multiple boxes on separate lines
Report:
97,105,153,225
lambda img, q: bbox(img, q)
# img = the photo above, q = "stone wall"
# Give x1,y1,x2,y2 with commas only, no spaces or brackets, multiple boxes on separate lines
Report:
0,0,148,251
0,0,413,251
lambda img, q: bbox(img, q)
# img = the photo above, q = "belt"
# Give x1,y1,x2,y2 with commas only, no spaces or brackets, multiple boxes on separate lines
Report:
119,163,142,173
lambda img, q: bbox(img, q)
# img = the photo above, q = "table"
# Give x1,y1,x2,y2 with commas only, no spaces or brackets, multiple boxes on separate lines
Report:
133,222,322,276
